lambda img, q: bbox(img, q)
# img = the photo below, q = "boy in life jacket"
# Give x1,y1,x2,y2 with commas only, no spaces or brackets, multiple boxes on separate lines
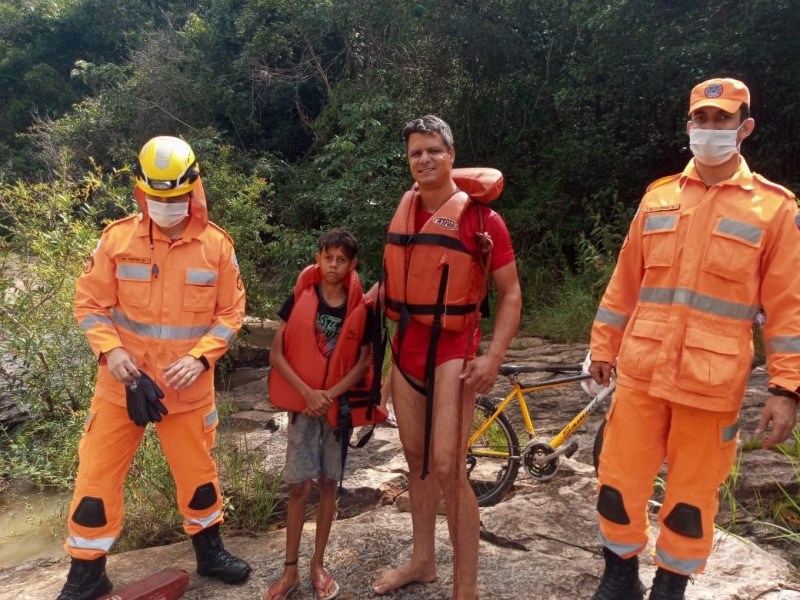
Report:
372,115,522,600
266,228,373,600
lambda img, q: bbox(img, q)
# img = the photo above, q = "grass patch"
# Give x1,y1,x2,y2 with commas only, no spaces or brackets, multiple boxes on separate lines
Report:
116,419,283,551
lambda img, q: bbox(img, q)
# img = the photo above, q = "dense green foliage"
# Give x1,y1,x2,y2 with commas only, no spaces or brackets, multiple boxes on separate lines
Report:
2,0,800,551
4,0,800,332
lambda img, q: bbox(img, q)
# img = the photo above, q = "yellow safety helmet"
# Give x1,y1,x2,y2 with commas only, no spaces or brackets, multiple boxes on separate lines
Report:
134,136,200,197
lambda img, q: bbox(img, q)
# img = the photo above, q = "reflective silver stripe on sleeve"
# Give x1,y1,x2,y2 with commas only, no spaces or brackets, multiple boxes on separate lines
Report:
188,510,222,530
207,325,235,345
595,307,629,329
766,336,800,354
643,215,678,232
187,269,218,285
66,535,116,552
113,311,210,341
80,314,113,331
717,218,764,245
655,547,705,576
721,419,740,443
639,287,759,321
116,264,151,280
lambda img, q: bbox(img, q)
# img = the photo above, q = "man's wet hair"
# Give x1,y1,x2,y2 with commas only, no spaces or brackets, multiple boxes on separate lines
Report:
318,228,358,260
402,115,454,149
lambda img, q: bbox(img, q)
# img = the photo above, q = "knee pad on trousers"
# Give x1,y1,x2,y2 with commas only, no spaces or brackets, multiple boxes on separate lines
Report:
597,485,630,525
71,496,107,528
189,483,218,511
663,502,703,539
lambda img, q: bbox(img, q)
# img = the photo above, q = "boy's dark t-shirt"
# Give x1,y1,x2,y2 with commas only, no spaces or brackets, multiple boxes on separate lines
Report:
278,285,372,357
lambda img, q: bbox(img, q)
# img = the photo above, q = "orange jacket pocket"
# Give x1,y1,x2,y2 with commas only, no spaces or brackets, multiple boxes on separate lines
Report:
677,327,748,397
702,218,764,283
183,269,218,312
617,318,666,381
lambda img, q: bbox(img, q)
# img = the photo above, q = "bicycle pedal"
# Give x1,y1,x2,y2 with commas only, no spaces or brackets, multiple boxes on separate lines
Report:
564,441,578,459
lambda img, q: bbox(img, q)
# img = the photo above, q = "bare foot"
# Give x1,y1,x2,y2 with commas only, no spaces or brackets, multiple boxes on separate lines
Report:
372,561,437,595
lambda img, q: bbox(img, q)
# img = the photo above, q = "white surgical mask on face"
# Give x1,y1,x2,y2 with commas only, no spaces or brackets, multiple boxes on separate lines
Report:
146,199,189,228
689,123,744,166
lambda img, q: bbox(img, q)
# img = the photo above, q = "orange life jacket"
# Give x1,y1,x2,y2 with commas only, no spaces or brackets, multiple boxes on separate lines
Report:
268,265,375,421
383,168,504,332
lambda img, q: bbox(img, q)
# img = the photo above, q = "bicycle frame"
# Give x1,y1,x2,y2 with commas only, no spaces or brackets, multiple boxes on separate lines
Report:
468,372,616,455
466,365,616,506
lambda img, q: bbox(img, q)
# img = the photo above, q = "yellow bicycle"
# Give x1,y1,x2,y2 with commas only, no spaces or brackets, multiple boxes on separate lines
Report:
466,363,616,506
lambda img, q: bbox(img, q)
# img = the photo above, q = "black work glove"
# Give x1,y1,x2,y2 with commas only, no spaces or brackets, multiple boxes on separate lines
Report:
126,370,168,427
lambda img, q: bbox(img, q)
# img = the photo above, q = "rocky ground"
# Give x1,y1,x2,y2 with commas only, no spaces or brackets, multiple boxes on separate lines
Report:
2,323,799,599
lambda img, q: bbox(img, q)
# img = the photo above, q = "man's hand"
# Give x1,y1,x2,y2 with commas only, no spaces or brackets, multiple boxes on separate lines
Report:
589,360,613,387
302,389,332,417
106,347,139,384
756,393,798,448
460,354,501,395
163,355,205,390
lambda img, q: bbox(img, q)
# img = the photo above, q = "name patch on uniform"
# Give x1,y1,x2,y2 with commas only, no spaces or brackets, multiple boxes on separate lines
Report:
118,256,151,264
433,217,458,230
644,204,680,213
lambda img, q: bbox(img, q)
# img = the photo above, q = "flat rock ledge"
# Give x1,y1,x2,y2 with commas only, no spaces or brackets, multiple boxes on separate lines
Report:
3,460,799,600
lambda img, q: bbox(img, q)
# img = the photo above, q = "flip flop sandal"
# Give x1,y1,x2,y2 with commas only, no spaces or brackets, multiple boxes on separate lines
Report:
313,571,340,600
266,581,299,599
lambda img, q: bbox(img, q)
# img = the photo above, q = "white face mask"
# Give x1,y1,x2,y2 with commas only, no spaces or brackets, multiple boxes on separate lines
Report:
689,123,744,166
146,199,189,228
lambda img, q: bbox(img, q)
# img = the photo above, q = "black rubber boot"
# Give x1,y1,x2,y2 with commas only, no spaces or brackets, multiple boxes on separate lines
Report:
56,556,113,600
591,547,646,600
648,567,690,600
191,523,251,584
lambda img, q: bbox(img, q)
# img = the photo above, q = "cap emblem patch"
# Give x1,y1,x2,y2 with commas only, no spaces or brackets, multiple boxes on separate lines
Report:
704,83,723,98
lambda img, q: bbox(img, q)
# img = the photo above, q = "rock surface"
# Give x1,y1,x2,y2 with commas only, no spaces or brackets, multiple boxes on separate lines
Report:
2,337,800,599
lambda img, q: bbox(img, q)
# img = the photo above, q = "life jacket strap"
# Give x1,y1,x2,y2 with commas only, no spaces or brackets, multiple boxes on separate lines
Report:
421,263,449,479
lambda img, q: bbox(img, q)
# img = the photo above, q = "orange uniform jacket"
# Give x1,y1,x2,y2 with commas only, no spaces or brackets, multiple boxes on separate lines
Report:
268,265,370,414
591,158,800,412
74,183,245,413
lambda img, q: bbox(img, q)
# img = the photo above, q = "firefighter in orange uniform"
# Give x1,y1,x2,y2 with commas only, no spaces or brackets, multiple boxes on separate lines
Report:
58,136,251,600
588,79,800,600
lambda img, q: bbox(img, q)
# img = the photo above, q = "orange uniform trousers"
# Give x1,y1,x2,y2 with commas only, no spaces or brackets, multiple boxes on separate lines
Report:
64,394,222,560
597,384,739,575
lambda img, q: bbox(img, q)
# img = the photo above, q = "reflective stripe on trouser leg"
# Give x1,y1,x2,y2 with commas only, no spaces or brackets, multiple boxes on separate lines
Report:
65,396,146,560
597,384,671,558
155,400,223,535
656,401,739,575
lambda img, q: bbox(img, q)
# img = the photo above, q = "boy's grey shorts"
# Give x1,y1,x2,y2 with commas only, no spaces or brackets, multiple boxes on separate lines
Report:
285,412,351,484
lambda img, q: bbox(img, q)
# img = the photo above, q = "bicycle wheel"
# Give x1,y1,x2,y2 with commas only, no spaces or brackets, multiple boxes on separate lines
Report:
592,419,606,476
466,395,520,507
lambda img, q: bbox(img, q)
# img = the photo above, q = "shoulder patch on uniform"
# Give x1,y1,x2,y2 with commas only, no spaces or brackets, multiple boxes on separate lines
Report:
753,173,796,201
645,173,681,193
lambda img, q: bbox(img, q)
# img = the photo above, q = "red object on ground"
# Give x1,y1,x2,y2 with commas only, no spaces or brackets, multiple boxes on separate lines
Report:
98,568,190,600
